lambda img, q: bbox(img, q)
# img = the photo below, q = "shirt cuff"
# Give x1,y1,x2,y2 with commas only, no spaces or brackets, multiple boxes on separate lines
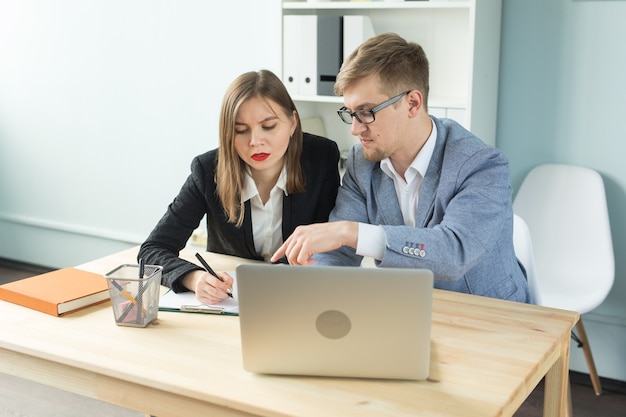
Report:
356,223,386,261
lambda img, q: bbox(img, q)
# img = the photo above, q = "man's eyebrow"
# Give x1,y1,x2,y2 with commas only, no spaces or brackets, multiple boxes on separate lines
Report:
346,101,377,111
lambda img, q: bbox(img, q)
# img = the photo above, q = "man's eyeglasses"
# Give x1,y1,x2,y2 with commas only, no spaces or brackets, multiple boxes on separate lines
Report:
337,91,410,125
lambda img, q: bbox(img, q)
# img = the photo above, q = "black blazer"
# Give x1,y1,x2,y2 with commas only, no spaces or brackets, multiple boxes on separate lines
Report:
138,133,340,291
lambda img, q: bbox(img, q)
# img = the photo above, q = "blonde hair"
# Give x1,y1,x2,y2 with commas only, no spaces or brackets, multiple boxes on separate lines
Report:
216,70,304,227
335,32,430,109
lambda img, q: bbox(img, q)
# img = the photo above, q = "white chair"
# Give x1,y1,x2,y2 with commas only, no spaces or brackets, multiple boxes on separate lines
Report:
513,164,615,395
512,214,541,305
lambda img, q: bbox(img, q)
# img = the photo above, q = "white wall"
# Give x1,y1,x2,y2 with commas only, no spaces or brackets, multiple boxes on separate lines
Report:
0,0,282,267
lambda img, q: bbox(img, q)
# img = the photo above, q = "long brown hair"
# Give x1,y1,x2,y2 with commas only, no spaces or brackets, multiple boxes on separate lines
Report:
216,70,304,227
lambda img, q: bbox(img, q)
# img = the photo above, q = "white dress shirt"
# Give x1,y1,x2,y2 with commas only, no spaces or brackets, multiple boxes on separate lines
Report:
356,119,437,260
241,166,288,261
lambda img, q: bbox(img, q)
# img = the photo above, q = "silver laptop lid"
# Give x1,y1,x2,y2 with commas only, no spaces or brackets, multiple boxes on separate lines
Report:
236,264,433,380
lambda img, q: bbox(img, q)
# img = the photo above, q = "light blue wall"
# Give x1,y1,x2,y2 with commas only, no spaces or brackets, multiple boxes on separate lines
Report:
499,0,626,381
1,0,625,382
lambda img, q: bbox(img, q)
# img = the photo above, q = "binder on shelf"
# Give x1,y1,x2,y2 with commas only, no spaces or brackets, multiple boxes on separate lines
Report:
299,15,318,96
343,15,375,62
282,15,318,96
282,14,376,98
317,16,342,96
282,15,301,95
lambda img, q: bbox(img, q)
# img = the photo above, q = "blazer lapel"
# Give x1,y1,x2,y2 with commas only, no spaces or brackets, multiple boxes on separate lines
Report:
241,201,258,257
372,167,404,225
416,126,445,227
282,193,292,240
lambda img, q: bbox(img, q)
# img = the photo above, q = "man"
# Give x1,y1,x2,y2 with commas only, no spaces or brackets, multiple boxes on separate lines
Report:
271,33,530,302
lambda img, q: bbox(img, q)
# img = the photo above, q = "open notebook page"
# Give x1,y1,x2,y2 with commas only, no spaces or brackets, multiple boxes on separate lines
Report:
158,272,238,314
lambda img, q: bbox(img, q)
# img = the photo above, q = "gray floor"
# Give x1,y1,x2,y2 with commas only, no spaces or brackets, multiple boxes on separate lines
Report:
0,373,143,417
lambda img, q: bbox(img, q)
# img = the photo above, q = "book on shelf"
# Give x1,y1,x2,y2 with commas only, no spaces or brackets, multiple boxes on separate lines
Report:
0,267,110,316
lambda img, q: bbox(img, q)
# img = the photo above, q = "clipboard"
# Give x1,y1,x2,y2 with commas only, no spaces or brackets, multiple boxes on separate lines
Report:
158,274,238,316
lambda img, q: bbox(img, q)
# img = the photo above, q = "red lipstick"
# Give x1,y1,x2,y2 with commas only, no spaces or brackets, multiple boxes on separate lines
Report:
251,153,270,161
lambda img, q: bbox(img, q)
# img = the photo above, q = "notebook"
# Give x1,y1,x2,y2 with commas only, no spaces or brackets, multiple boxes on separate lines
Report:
0,268,109,316
235,264,434,380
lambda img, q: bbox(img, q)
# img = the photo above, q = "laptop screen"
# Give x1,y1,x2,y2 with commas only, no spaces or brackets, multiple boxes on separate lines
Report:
236,264,434,380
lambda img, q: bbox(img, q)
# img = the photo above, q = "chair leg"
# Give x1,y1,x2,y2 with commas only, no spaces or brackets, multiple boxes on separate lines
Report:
574,319,603,395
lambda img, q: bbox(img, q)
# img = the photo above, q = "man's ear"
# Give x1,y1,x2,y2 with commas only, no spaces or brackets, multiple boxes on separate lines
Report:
407,90,423,118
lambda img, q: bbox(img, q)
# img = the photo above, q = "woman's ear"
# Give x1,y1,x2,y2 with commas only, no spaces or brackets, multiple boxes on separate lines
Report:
291,110,298,136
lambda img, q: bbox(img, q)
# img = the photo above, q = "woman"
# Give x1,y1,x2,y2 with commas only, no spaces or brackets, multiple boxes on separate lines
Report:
138,70,340,304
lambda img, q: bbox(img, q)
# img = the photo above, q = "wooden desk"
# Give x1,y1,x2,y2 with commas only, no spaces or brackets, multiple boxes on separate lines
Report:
0,247,578,417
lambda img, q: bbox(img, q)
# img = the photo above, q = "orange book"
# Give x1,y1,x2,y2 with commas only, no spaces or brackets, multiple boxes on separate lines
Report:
0,267,110,316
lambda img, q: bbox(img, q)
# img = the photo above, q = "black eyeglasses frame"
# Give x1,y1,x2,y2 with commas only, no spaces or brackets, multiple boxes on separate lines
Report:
336,91,411,125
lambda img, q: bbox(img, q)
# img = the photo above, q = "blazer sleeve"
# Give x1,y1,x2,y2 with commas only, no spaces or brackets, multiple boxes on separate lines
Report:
305,133,341,223
313,145,371,267
138,154,213,292
378,146,514,279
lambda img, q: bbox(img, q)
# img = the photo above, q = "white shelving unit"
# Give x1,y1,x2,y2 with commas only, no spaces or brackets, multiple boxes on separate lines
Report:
282,0,502,149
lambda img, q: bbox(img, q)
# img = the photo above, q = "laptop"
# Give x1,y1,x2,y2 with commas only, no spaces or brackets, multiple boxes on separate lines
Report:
235,264,434,380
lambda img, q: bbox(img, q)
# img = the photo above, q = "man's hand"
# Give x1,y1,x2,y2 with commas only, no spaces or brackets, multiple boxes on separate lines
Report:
271,221,359,265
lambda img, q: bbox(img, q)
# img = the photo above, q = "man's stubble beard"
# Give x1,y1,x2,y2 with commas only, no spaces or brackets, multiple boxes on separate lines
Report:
362,146,387,162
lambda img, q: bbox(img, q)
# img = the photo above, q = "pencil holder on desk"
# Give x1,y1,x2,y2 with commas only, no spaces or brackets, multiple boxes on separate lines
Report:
105,264,162,327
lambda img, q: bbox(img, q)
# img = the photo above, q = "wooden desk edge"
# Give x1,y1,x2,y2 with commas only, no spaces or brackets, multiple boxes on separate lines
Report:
2,247,581,417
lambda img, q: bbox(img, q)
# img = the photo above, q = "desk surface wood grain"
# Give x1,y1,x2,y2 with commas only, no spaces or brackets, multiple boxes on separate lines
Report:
0,247,579,417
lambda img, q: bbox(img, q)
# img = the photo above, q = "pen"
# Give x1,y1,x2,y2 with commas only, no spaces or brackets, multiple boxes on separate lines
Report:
180,304,224,314
109,278,147,314
138,257,145,279
195,253,233,298
136,258,145,324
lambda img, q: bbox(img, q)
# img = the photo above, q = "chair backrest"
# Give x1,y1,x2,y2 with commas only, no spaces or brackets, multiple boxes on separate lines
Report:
512,214,541,305
513,164,614,313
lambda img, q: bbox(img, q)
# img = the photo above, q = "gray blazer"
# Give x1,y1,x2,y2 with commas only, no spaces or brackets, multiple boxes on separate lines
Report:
315,117,531,303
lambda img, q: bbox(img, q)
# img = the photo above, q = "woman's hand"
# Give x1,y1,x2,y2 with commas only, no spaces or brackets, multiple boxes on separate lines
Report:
182,270,234,304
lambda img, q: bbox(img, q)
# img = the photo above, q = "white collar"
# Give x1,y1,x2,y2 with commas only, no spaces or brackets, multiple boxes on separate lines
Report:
380,118,437,181
241,165,288,203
